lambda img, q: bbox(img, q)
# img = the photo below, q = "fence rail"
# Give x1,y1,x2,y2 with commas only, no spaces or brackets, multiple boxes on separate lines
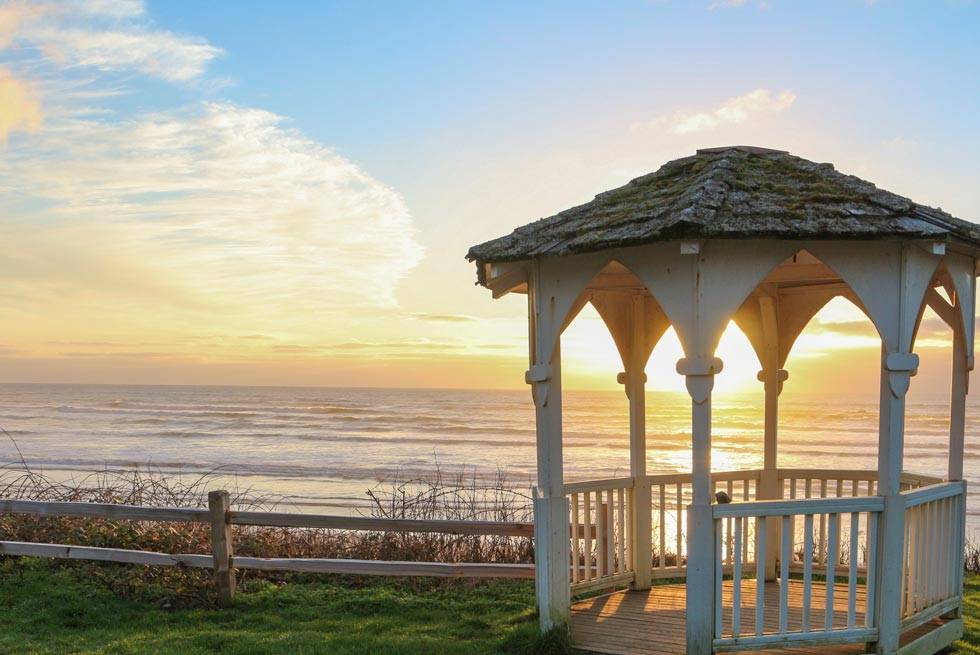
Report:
0,492,535,604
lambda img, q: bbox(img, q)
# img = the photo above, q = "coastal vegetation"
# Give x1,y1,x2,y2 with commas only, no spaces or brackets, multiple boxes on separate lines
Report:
0,461,978,654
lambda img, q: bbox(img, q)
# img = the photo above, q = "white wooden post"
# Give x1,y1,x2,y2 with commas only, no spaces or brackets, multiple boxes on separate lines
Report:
758,295,786,581
527,266,571,631
628,293,652,590
949,323,967,482
680,355,723,655
875,348,917,654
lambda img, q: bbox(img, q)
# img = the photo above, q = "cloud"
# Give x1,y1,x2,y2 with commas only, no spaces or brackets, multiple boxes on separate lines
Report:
0,102,423,324
708,0,771,8
410,312,477,323
0,0,221,82
0,67,41,139
637,88,796,134
0,0,425,374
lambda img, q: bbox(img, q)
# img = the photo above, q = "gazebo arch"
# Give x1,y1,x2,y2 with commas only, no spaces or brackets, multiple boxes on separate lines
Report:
467,146,980,655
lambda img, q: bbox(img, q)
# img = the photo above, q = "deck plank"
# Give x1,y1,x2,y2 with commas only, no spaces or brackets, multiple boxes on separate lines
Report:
570,580,946,655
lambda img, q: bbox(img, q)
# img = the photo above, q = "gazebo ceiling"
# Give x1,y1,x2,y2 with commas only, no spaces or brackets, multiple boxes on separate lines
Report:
466,146,980,277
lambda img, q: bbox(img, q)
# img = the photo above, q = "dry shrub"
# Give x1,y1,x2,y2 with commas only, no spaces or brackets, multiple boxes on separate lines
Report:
0,458,533,607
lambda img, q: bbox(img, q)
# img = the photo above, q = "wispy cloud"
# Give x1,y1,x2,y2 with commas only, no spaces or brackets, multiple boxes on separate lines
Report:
1,0,221,82
708,0,770,8
410,313,477,323
0,0,424,359
636,88,796,134
0,67,41,139
0,102,422,321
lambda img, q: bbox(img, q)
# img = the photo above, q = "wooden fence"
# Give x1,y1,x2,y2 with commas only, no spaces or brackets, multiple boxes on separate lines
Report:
0,490,535,606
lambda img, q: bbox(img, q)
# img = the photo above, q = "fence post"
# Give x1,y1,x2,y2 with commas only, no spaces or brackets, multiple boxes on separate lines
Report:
208,490,235,607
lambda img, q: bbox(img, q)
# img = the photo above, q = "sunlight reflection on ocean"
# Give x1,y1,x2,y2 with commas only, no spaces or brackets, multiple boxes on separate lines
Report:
0,383,975,531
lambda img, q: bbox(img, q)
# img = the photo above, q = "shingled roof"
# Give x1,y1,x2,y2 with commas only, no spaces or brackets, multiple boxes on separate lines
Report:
466,146,980,269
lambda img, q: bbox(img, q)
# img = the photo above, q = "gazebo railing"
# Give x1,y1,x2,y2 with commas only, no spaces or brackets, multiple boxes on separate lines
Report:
712,495,883,651
563,468,946,596
900,480,966,632
566,477,634,593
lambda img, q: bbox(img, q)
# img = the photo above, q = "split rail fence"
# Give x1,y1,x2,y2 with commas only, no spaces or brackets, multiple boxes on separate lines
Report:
0,490,535,606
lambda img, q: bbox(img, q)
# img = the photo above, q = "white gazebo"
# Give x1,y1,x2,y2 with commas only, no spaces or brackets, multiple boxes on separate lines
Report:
467,147,978,655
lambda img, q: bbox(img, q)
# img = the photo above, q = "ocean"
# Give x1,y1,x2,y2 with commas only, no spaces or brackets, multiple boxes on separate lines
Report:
0,383,976,533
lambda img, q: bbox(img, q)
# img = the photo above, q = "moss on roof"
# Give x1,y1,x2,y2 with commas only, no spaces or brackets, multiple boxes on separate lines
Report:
466,147,980,266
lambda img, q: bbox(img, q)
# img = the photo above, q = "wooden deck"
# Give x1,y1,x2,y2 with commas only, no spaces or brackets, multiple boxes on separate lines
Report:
570,581,946,655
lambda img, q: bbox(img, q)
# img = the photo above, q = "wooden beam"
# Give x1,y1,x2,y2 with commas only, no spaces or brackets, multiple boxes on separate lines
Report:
230,511,534,537
0,541,212,567
0,499,208,523
924,287,959,331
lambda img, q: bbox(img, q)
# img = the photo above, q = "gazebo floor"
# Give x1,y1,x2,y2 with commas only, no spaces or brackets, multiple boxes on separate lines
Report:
570,580,947,655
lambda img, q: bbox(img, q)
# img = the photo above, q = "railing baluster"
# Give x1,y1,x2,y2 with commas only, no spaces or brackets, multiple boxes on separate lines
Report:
865,510,878,628
571,492,580,584
676,483,683,568
596,499,606,578
819,480,828,564
660,484,666,569
825,512,839,631
733,516,743,638
606,490,615,575
779,514,791,634
726,480,734,567
756,515,766,636
617,487,625,574
583,491,592,582
913,502,924,613
848,511,859,627
803,513,814,633
715,518,723,638
742,480,750,564
901,504,910,617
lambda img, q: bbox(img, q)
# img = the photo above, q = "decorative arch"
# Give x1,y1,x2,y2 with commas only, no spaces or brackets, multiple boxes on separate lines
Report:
804,241,941,354
531,254,673,372
734,248,881,370
617,240,799,360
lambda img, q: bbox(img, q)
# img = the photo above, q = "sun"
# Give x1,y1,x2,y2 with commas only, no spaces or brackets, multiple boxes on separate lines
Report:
560,305,762,393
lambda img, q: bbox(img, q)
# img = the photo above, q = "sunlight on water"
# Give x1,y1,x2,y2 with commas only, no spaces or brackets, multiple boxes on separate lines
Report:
0,383,975,535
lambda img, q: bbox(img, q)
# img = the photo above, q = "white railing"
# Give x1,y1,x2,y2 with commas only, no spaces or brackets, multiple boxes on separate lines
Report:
565,477,634,593
712,495,883,651
777,469,880,575
641,469,763,579
900,480,966,631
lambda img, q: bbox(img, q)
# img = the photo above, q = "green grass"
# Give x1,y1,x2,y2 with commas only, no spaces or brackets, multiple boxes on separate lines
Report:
0,559,547,655
3,559,980,654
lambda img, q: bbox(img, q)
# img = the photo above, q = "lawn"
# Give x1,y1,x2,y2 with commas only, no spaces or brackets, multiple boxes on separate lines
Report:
0,559,546,655
2,558,979,655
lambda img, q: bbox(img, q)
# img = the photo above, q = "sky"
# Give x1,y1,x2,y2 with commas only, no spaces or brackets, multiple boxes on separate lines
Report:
0,0,978,395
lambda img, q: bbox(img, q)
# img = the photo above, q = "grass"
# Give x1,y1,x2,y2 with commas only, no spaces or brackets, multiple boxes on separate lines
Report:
4,559,980,654
0,558,546,655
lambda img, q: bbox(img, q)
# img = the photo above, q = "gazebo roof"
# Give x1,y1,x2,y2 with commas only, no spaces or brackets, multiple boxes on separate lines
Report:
467,146,980,275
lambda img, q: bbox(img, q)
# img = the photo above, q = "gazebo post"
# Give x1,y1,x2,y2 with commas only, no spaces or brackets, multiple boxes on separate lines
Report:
875,345,917,654
949,321,967,482
527,267,571,631
758,294,786,581
680,355,723,655
628,293,652,590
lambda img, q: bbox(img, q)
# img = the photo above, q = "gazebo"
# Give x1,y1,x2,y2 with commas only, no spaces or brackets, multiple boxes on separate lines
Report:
467,147,978,655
